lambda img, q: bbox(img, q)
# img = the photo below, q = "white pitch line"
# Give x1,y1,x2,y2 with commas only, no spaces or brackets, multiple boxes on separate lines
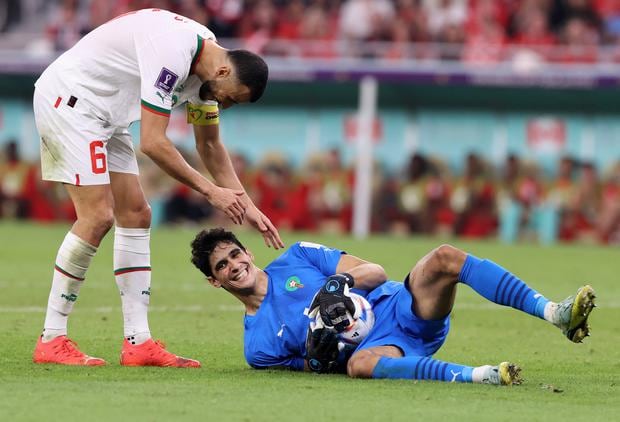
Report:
0,304,244,313
0,302,618,313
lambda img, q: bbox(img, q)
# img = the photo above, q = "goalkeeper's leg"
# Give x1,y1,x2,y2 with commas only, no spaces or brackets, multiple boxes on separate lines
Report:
348,347,522,386
411,245,595,341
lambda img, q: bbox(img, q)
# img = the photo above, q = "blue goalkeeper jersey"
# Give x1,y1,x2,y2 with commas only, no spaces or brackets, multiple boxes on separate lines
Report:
243,241,345,371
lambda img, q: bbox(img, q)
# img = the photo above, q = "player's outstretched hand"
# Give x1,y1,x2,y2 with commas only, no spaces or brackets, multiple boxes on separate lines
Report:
206,186,247,225
305,313,339,373
309,273,356,332
245,205,285,249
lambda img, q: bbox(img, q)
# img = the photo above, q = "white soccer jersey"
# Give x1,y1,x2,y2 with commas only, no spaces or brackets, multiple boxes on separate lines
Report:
35,8,216,128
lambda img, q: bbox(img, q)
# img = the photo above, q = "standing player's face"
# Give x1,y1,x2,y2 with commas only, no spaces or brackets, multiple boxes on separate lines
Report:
200,78,251,109
208,242,256,293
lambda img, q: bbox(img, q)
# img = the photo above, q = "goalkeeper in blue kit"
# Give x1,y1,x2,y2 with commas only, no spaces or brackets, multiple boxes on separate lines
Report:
190,228,596,385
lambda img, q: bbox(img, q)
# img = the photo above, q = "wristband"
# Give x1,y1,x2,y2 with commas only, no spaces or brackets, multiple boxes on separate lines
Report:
187,102,219,126
339,273,355,288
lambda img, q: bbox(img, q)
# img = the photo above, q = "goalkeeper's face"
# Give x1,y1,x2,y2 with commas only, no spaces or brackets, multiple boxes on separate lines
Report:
207,242,257,294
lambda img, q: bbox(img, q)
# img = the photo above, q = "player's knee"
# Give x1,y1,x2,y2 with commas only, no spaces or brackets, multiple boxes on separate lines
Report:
85,210,114,239
116,201,152,227
347,350,377,378
132,202,152,227
430,244,465,276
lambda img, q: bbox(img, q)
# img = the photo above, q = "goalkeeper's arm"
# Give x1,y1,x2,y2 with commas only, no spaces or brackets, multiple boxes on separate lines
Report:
334,254,387,291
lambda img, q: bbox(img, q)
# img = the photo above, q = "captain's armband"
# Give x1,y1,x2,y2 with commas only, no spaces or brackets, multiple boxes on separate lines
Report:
187,102,219,126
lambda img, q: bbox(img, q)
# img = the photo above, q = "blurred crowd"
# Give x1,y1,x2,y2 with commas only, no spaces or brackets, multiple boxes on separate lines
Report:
2,140,619,245
31,0,620,62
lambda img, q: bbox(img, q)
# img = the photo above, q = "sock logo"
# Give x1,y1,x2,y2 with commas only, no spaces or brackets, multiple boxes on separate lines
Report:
450,370,461,382
141,288,151,296
61,293,77,302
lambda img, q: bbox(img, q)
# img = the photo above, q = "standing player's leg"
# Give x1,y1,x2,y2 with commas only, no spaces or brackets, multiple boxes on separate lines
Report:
32,83,122,366
110,171,200,368
348,245,520,385
33,184,114,366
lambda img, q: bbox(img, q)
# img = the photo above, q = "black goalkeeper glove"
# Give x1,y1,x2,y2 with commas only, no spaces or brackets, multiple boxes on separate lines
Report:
309,273,356,332
305,322,340,374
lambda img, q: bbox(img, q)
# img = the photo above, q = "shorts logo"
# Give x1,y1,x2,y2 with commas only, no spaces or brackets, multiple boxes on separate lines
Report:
285,276,304,292
155,67,178,94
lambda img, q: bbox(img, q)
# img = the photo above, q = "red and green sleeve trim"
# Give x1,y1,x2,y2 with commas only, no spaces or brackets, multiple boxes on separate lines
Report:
55,265,84,281
141,100,171,117
114,266,152,276
190,35,205,74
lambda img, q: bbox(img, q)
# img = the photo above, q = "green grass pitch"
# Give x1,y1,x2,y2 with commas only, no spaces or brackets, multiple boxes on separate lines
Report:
0,222,618,421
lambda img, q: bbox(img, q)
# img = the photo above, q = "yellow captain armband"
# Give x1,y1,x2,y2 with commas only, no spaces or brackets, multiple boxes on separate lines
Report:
187,102,219,126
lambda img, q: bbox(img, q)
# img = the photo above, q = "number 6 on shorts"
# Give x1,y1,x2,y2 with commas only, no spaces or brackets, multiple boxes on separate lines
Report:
89,140,107,174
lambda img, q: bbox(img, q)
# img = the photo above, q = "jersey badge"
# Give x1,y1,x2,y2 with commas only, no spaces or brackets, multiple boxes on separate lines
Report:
285,276,304,292
155,67,178,94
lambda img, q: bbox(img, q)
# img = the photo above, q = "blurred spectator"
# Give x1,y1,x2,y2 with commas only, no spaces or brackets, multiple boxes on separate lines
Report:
0,140,73,222
0,140,30,219
511,2,556,46
275,0,305,40
88,0,117,29
424,0,467,39
177,0,210,25
0,0,21,33
207,0,243,38
253,152,297,230
569,161,601,241
297,4,339,58
555,16,600,62
598,161,620,243
339,0,395,42
594,0,620,42
550,0,601,33
451,152,497,237
158,148,214,225
382,18,413,60
462,18,507,64
239,0,278,54
317,148,353,232
163,184,214,224
46,0,90,51
395,153,432,233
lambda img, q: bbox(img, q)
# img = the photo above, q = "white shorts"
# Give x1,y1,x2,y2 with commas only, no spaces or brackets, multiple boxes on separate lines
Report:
33,83,139,186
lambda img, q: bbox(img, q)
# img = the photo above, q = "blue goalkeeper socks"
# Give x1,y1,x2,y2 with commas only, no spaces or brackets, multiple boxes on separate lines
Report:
372,356,473,382
458,255,548,319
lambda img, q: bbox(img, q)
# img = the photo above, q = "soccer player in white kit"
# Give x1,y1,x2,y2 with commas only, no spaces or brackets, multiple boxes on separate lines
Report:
32,8,284,367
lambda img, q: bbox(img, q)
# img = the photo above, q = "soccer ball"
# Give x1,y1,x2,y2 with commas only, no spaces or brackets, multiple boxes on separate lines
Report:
337,293,375,346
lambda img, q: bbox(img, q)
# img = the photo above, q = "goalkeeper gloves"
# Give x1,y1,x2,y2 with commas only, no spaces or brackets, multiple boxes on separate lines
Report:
306,308,339,373
309,273,356,332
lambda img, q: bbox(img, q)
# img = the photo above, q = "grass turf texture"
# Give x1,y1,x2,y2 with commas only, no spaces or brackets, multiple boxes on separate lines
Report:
0,221,618,422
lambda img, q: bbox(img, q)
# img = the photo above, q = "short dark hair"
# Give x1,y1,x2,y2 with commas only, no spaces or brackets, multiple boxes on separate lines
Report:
190,228,246,278
227,49,268,103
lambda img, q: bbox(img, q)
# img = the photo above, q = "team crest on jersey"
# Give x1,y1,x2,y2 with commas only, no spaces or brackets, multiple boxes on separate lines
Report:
285,276,304,292
155,67,178,94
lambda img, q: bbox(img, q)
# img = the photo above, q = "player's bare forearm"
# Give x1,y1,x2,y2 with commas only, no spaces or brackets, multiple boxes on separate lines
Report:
140,110,213,196
335,255,387,290
194,125,245,191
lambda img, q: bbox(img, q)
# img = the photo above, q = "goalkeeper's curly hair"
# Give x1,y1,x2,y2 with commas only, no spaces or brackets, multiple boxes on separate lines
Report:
190,228,247,278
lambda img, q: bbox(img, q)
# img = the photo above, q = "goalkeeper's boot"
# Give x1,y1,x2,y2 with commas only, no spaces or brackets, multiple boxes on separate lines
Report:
551,285,596,343
33,335,106,366
480,362,523,386
120,338,201,368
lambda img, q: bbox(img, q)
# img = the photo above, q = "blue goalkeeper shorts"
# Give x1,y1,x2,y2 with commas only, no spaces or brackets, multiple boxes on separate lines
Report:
355,278,450,357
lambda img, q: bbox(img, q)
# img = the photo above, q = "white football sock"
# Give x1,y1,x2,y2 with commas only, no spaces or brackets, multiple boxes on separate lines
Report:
114,226,152,345
472,365,493,384
42,231,97,342
543,301,559,325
